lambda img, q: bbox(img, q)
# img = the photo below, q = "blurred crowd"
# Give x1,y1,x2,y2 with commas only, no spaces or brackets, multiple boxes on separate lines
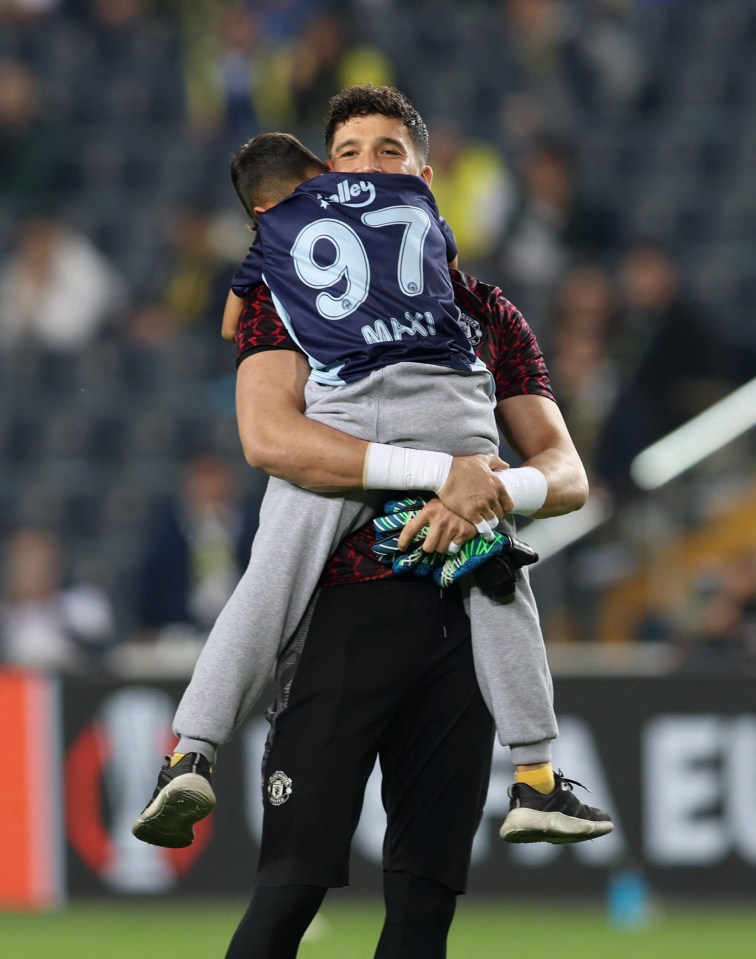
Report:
1,0,755,672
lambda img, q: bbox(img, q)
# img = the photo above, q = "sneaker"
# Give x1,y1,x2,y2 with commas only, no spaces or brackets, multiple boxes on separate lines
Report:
132,753,216,848
499,771,614,844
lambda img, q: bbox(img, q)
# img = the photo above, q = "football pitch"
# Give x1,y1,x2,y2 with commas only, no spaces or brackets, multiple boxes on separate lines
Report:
3,899,756,959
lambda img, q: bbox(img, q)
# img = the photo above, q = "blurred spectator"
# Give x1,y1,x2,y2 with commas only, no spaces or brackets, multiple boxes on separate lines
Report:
0,214,128,351
501,0,645,120
453,0,646,153
662,551,756,672
594,243,737,495
176,3,291,141
286,10,395,135
497,133,616,340
548,263,619,477
0,0,62,24
84,0,149,29
567,0,647,115
131,453,262,643
150,205,239,336
426,119,514,273
122,300,183,349
61,0,184,127
0,60,70,217
257,0,322,43
0,527,115,672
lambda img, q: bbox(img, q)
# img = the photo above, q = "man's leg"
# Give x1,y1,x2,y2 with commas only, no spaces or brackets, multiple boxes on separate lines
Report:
240,579,465,959
374,871,457,959
377,583,494,958
224,884,326,959
256,580,440,888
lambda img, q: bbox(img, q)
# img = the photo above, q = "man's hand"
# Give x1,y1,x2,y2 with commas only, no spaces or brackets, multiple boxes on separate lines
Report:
436,454,513,533
374,498,539,595
397,497,477,555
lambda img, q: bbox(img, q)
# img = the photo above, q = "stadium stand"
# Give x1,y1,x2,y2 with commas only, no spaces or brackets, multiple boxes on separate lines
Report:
1,0,754,656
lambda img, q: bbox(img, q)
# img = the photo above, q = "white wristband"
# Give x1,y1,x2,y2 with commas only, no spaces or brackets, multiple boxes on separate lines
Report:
363,443,453,493
494,467,548,516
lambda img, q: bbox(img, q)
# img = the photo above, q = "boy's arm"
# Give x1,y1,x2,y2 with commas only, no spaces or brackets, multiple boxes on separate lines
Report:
222,291,244,342
224,238,264,340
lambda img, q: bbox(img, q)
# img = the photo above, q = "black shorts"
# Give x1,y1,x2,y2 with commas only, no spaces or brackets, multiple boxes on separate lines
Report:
256,578,494,894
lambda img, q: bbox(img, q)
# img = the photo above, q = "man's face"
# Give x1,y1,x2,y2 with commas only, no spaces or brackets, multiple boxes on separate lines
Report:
328,115,432,185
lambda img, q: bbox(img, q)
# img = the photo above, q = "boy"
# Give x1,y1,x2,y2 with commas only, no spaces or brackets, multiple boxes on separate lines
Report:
132,132,612,850
219,134,329,344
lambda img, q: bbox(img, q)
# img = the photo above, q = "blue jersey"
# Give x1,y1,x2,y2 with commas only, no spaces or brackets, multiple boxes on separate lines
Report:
230,172,484,385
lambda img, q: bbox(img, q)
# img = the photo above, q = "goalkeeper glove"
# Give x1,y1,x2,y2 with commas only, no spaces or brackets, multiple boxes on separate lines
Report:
372,497,444,577
372,497,428,565
434,531,539,597
371,498,538,593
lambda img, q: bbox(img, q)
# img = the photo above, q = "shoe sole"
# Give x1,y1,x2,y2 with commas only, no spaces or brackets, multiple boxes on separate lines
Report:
132,773,216,848
499,808,614,844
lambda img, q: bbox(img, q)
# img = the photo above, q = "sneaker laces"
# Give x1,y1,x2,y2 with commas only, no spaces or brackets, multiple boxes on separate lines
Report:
555,770,592,794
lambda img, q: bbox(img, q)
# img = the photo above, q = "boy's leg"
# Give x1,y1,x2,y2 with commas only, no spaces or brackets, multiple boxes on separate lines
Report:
133,479,379,848
466,563,556,763
172,478,378,748
466,569,614,843
172,373,392,754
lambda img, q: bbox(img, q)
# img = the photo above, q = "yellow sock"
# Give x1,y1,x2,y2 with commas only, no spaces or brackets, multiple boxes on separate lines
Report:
515,764,555,795
169,752,185,767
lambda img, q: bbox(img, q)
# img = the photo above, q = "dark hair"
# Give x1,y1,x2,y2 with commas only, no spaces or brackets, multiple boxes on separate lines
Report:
230,133,327,222
324,84,429,163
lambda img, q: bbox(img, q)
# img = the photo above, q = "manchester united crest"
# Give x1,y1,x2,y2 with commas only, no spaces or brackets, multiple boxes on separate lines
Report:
267,770,293,806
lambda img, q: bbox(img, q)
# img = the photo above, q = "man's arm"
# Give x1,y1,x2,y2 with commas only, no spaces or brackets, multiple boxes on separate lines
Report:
495,393,589,518
236,350,509,519
396,395,588,550
236,349,368,491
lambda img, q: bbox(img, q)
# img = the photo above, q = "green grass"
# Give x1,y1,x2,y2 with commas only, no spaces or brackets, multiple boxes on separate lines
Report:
2,899,755,959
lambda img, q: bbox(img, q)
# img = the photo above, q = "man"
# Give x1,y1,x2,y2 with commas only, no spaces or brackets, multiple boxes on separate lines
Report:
218,87,599,959
137,86,601,958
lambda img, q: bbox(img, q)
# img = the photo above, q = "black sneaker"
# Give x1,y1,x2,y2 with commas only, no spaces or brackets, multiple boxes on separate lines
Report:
132,753,216,848
499,771,614,844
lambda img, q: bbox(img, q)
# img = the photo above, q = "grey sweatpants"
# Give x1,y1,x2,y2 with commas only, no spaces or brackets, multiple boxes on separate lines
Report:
173,363,557,765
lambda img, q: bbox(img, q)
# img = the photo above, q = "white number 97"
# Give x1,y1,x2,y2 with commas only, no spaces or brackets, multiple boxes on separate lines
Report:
291,219,370,320
289,206,430,321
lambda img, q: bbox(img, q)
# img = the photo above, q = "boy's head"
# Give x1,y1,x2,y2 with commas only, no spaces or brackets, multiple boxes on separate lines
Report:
324,84,430,167
230,133,327,224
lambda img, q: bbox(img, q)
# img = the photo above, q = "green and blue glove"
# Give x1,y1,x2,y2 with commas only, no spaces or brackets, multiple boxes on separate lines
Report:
434,530,538,596
372,497,442,577
372,498,538,595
